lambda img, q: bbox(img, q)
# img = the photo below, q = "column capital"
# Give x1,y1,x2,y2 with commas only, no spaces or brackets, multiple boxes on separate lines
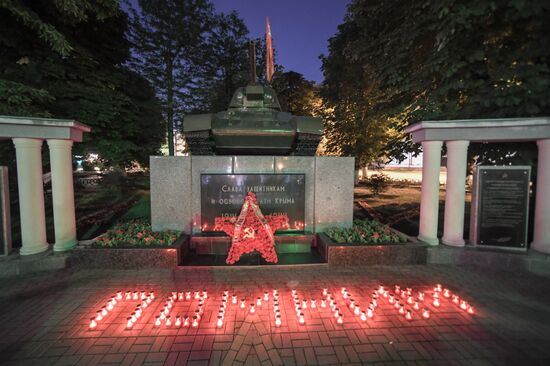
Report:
47,139,74,149
13,138,43,149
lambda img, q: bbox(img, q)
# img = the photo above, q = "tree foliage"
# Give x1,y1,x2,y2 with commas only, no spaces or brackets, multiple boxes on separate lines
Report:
321,0,550,166
0,0,164,168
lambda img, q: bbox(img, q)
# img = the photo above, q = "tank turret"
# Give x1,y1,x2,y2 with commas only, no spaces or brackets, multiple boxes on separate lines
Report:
184,41,323,156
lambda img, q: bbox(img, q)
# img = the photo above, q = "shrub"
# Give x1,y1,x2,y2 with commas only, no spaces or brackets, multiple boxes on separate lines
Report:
94,220,179,247
325,219,407,244
365,173,391,195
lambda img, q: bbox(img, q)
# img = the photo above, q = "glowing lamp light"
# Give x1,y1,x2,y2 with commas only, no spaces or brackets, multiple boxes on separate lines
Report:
141,301,148,309
178,292,184,301
232,295,237,304
133,291,139,300
343,292,349,300
395,285,400,294
418,292,424,301
399,305,405,314
275,315,281,327
240,299,246,309
350,299,355,309
367,308,374,318
185,292,191,300
257,297,262,306
323,288,328,296
202,290,208,299
273,289,278,296
126,317,134,329
89,318,97,330
163,307,170,316
443,289,451,298
394,301,400,309
159,312,166,320
125,292,131,300
146,297,152,305
433,292,439,300
378,285,384,295
150,291,155,300
452,295,460,304
354,306,361,316
166,301,173,309
101,307,108,316
165,316,172,327
116,291,122,300
224,289,229,296
401,291,407,299
195,310,201,320
194,292,200,300
422,309,430,319
264,292,269,301
433,298,440,307
183,315,189,327
460,301,468,310
217,316,223,328
337,314,343,325
406,310,412,321
222,300,227,309
414,301,420,310
250,304,255,314
334,308,340,318
389,294,395,304
175,315,182,327
302,299,307,309
154,316,161,327
360,312,367,321
406,288,412,295
296,307,302,316
372,298,378,307
292,289,297,296
132,310,139,321
311,299,317,309
467,305,474,314
299,313,305,325
407,296,413,305
341,287,347,294
192,316,199,327
143,291,149,300
321,300,327,308
95,311,103,321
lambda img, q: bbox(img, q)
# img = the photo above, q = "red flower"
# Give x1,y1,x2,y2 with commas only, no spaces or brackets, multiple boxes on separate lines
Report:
372,232,380,239
137,232,143,238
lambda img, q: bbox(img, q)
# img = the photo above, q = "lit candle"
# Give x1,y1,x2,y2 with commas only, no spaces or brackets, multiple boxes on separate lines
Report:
323,288,328,296
341,287,346,294
178,292,184,301
165,316,172,327
101,307,108,316
183,315,189,327
337,314,343,324
321,299,326,308
401,291,407,298
418,292,424,301
133,291,139,300
126,317,134,329
116,291,122,300
389,294,395,304
343,292,348,299
299,313,305,325
111,297,117,305
146,297,152,304
194,292,200,300
240,299,246,309
224,289,229,296
142,301,148,309
378,285,384,295
433,292,439,299
273,289,278,296
302,299,307,309
275,315,281,327
405,310,412,321
164,307,170,315
125,292,131,300
264,292,269,301
467,305,474,314
149,291,155,300
395,285,400,294
434,284,442,292
407,296,413,304
399,305,405,314
422,309,430,319
166,301,173,309
460,301,468,310
232,295,237,304
452,295,460,304
195,310,200,320
432,298,440,307
292,289,296,295
360,312,367,321
367,308,374,318
192,316,199,327
394,300,400,309
89,318,97,329
334,308,339,318
175,315,181,327
354,306,361,315
257,297,262,306
95,311,103,321
185,292,191,300
107,302,114,311
250,304,255,314
217,316,223,328
202,290,207,299
154,316,161,327
443,289,450,298
414,301,420,310
159,312,166,320
350,299,355,309
406,288,412,295
372,298,378,307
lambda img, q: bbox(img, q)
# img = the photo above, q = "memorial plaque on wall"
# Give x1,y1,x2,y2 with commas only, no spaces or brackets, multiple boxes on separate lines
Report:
201,174,305,232
471,166,530,251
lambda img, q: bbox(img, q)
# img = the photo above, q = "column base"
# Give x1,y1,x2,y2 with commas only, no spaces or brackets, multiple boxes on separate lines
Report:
417,234,439,246
531,242,550,255
20,243,49,256
441,237,465,247
53,239,78,252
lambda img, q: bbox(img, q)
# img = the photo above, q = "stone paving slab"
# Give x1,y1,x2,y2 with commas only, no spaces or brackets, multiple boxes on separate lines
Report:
0,265,549,365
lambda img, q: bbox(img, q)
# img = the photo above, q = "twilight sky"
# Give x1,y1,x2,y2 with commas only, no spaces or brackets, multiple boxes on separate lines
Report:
211,0,351,84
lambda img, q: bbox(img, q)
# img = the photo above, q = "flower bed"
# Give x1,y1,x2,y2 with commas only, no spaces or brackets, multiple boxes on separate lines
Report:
318,220,426,266
70,221,188,269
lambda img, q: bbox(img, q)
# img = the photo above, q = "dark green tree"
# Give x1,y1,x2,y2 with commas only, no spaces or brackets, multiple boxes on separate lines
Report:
0,0,164,168
321,0,550,166
127,0,215,155
271,71,320,117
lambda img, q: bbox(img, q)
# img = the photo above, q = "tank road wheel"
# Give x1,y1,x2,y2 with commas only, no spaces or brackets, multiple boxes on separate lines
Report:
185,131,215,155
293,133,321,156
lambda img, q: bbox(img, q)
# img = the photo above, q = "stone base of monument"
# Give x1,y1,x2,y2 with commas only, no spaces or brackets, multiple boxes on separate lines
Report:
191,234,315,255
316,233,427,266
69,235,189,269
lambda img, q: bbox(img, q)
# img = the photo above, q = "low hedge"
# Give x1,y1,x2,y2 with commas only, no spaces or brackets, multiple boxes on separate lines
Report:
325,219,407,244
94,220,180,248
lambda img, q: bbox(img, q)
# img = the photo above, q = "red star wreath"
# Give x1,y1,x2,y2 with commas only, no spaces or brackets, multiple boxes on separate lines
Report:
214,192,289,264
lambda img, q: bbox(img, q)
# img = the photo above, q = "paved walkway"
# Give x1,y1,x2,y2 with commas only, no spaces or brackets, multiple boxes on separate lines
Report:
0,265,549,365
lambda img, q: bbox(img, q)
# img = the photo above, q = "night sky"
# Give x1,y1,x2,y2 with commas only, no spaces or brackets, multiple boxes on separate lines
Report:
212,0,351,84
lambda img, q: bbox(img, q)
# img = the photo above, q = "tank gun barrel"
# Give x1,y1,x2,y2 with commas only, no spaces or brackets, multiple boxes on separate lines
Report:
249,41,257,84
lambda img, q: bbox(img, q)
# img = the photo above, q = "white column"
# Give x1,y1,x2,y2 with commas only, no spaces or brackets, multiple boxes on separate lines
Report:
532,139,550,254
48,139,77,252
418,141,443,245
442,140,470,246
13,138,48,255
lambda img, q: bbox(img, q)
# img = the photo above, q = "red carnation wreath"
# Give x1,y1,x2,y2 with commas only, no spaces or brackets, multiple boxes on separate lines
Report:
214,192,289,264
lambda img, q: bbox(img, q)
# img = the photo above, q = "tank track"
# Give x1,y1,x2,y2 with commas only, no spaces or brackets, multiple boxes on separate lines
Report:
293,133,321,156
185,131,215,155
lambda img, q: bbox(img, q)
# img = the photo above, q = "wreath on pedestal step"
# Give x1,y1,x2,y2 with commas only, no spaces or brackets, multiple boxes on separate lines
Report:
214,191,289,264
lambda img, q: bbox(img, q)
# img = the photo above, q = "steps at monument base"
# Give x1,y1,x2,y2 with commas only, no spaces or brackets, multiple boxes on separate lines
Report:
190,234,315,255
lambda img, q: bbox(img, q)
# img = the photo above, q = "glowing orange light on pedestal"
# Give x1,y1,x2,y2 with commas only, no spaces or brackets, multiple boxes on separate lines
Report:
275,315,281,327
394,301,400,309
414,301,420,310
183,316,189,327
433,298,440,307
467,305,474,314
217,316,223,328
378,285,384,295
422,309,430,319
175,315,182,327
154,316,161,327
389,295,395,304
126,317,134,329
407,296,413,304
443,289,451,298
165,316,172,327
399,305,405,314
311,299,316,308
418,292,424,301
250,304,255,314
337,314,343,324
406,310,412,321
101,307,108,316
383,291,389,298
192,316,199,327
302,299,307,309
116,291,122,300
232,295,237,304
367,308,374,318
257,297,262,306
264,292,269,301
133,291,139,300
323,288,328,296
360,312,367,321
395,285,400,294
460,300,468,310
354,306,361,315
240,299,245,309
95,311,103,321
334,308,339,318
434,284,442,292
89,318,97,330
299,313,305,325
